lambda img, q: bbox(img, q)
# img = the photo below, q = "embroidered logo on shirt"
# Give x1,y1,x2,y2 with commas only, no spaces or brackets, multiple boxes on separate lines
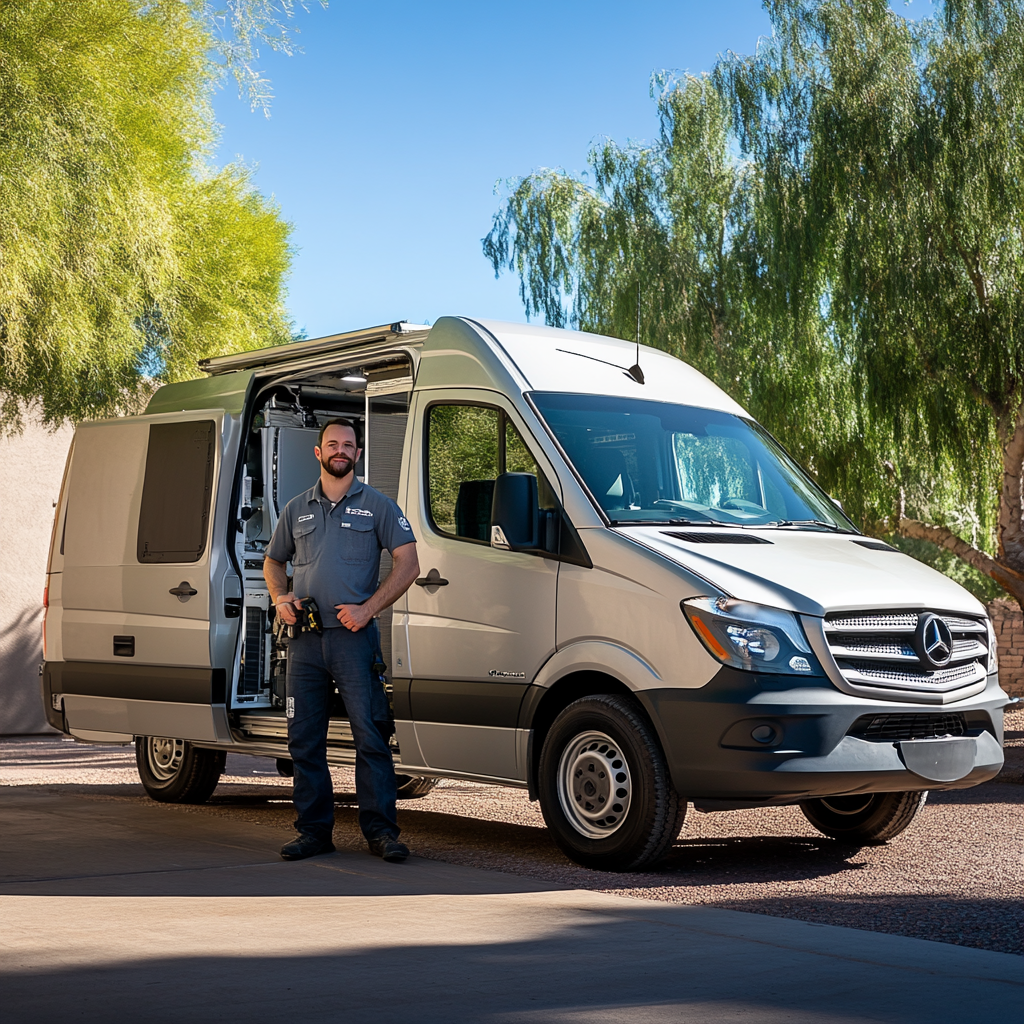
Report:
297,514,315,523
398,516,411,531
345,507,373,517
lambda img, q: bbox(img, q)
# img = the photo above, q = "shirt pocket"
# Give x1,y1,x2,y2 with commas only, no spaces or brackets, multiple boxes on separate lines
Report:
338,518,377,563
292,519,318,565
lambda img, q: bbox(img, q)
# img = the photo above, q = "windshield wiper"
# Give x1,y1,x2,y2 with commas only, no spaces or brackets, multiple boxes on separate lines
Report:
771,519,853,533
608,518,738,527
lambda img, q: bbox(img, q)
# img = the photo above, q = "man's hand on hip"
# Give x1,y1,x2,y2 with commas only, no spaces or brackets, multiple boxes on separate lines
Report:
335,602,373,631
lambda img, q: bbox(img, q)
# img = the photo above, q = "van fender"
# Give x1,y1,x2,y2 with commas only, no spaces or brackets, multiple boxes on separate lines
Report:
530,640,662,695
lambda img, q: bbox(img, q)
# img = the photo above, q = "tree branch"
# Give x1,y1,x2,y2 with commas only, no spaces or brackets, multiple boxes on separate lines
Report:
897,518,1024,593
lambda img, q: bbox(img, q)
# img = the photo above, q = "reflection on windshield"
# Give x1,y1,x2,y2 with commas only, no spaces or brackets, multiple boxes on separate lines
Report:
531,392,856,531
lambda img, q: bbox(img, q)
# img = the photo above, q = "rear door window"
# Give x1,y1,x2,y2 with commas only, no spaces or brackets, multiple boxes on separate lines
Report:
137,421,216,563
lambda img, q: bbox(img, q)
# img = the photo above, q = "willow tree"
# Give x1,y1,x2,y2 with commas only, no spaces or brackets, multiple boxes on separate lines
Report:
487,0,1024,607
0,0,305,429
716,0,1024,604
484,74,884,531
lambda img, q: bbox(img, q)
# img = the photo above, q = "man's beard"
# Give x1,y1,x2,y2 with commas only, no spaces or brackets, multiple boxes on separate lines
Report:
321,452,354,478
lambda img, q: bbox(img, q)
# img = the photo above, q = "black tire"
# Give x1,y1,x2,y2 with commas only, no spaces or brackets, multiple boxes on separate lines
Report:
276,758,294,778
135,737,225,804
538,695,685,871
799,791,927,844
395,774,438,799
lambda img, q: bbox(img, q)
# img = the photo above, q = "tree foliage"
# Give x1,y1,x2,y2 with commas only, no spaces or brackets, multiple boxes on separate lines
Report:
0,0,299,429
486,0,1024,607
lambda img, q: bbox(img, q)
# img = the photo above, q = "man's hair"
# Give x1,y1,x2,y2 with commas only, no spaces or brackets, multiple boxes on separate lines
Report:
318,417,360,448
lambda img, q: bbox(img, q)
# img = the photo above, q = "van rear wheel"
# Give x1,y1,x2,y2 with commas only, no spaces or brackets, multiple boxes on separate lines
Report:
799,791,927,844
538,695,685,872
136,737,225,804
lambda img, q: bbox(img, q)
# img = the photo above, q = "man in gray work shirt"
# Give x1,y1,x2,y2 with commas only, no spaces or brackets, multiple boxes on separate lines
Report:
264,418,420,862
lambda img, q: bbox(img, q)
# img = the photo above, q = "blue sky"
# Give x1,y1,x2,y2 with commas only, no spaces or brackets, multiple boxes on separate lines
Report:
212,1,776,338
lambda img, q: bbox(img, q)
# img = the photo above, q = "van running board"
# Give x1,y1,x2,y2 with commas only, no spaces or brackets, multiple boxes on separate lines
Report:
239,712,355,748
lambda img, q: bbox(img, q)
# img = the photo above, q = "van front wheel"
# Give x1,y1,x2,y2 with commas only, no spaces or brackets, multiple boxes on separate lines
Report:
799,791,927,844
538,695,685,871
136,737,225,804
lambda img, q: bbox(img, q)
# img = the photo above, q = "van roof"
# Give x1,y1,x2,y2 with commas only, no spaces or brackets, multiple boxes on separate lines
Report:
148,316,747,419
467,319,748,417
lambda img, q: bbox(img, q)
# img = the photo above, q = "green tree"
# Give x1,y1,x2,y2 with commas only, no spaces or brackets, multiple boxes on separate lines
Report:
485,74,874,538
487,0,1024,608
716,0,1023,604
0,0,312,430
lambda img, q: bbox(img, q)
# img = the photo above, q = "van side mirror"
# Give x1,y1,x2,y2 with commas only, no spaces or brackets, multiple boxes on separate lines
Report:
490,473,539,551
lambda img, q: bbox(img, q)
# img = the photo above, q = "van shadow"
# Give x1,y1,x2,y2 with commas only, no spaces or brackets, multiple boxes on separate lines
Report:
353,805,866,888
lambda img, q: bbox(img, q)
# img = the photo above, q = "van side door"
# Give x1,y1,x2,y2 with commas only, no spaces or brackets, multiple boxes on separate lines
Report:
399,390,560,781
53,410,239,743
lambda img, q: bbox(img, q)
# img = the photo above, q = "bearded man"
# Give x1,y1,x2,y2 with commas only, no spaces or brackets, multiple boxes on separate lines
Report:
264,418,420,863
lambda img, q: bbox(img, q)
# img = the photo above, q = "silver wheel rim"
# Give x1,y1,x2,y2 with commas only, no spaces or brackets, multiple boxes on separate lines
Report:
819,794,874,816
145,737,184,781
557,729,632,838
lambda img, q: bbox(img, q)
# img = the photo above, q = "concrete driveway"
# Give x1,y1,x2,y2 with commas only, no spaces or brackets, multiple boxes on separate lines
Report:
1,786,1020,1024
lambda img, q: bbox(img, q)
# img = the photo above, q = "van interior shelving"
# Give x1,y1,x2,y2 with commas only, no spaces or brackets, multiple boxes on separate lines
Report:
230,358,414,753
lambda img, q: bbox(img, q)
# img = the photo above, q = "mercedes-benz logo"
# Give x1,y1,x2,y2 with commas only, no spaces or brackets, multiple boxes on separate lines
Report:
914,613,953,669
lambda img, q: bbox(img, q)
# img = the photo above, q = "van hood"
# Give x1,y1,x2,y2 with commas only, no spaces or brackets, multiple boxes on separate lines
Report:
623,527,987,619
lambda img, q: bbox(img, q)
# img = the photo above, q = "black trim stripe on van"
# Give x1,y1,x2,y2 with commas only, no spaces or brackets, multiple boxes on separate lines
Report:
45,663,227,705
406,678,527,728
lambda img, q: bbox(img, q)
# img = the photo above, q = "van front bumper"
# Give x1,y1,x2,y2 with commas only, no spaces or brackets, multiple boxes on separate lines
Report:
637,668,1007,805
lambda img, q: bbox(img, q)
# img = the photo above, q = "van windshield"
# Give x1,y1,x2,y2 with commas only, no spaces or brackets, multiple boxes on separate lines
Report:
530,393,856,531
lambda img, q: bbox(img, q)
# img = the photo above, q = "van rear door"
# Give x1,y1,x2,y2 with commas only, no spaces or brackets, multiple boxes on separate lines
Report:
52,410,237,743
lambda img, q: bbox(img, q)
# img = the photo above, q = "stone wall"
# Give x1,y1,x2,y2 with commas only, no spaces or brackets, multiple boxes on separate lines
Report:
0,416,74,734
986,598,1024,698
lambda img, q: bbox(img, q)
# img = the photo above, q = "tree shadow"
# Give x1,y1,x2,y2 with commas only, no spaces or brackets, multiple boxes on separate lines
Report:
1,913,1017,1024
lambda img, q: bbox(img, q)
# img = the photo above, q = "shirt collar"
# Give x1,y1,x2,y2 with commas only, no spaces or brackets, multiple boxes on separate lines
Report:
310,476,364,507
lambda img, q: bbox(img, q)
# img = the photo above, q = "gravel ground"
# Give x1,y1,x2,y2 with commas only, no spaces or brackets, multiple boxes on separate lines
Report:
3,708,1022,956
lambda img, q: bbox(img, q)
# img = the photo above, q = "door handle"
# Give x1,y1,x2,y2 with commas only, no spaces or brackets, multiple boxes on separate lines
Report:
170,582,198,602
415,568,449,587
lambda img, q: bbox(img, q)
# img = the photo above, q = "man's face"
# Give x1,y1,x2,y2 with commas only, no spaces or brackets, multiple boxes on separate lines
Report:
315,425,360,479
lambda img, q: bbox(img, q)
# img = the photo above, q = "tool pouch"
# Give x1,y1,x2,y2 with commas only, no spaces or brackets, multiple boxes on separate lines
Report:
301,596,323,634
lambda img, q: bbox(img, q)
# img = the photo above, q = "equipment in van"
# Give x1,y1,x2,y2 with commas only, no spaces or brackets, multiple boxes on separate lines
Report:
41,317,1010,871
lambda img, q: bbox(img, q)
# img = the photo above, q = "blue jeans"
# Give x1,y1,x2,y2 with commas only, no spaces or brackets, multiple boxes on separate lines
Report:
286,625,398,842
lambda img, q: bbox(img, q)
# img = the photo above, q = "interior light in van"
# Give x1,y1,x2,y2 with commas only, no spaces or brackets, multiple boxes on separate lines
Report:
682,597,819,676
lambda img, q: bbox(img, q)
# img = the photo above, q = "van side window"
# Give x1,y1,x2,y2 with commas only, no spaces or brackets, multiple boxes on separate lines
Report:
427,405,500,541
137,421,216,563
427,404,555,543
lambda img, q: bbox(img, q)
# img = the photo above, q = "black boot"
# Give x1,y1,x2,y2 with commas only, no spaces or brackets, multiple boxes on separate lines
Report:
281,834,335,861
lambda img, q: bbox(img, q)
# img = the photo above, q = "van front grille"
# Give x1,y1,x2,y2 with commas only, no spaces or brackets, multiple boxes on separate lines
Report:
848,712,967,741
823,610,989,703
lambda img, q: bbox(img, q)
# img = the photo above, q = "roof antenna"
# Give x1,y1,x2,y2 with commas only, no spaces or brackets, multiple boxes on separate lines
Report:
628,279,645,384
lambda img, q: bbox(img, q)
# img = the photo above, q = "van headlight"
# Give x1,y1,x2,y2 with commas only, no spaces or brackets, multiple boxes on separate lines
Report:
682,597,818,675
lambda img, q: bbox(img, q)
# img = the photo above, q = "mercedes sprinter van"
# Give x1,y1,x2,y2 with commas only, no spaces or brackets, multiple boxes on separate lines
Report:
42,318,1008,870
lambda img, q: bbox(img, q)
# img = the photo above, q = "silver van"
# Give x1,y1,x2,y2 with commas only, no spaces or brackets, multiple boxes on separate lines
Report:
42,318,1008,870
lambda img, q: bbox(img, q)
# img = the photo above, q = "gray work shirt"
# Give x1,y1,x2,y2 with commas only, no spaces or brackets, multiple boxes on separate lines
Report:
266,477,415,626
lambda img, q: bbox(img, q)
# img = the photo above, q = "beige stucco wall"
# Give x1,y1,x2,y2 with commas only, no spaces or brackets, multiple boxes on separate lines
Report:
0,415,74,733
